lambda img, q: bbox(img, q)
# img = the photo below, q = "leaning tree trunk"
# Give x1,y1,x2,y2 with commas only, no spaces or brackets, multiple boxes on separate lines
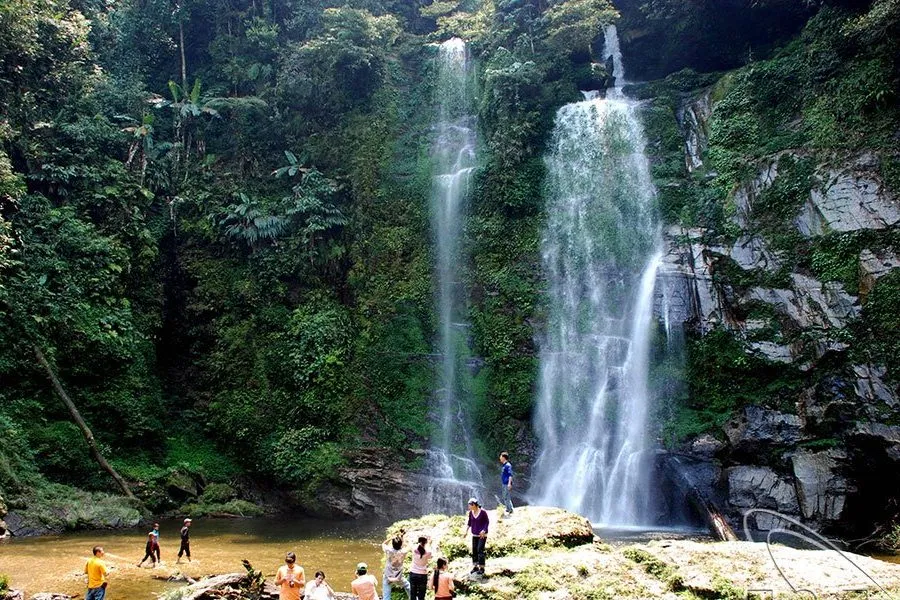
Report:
33,346,136,500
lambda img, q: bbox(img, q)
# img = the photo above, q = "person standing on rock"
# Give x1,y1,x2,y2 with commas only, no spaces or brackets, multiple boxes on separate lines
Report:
275,551,306,600
463,498,488,575
351,562,380,600
499,451,514,516
177,518,192,563
381,531,411,600
408,536,432,600
85,545,109,600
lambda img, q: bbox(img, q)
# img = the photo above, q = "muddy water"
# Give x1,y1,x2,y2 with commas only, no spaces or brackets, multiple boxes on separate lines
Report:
0,516,385,599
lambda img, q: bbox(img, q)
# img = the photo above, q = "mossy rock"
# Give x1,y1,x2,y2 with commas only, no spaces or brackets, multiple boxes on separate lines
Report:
386,506,595,562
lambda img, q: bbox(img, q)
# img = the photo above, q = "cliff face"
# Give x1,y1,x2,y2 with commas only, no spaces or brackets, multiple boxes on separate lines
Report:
637,0,900,534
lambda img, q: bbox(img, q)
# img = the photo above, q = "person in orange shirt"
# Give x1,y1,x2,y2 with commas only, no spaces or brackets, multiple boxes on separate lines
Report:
350,562,379,600
275,551,306,600
431,558,455,600
84,546,109,600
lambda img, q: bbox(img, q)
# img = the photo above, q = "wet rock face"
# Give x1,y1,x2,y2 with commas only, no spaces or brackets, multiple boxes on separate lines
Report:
301,448,484,520
724,406,804,455
795,155,900,236
677,90,712,173
727,466,799,528
790,449,850,522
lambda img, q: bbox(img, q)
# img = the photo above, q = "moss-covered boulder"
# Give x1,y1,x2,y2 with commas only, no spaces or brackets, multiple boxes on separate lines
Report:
387,506,595,562
383,509,900,599
3,483,142,536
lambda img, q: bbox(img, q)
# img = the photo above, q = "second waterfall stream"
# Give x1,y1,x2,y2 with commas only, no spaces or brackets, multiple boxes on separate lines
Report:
530,25,665,526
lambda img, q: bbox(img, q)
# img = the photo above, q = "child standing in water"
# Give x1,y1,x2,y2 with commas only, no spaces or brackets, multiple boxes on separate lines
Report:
177,518,191,563
137,532,159,568
152,522,161,563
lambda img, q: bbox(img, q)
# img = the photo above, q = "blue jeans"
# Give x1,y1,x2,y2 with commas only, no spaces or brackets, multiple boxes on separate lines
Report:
86,587,106,600
500,484,513,514
382,573,411,600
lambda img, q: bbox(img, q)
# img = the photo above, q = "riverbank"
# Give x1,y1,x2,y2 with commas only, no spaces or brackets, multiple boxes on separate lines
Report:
7,506,900,599
0,516,384,599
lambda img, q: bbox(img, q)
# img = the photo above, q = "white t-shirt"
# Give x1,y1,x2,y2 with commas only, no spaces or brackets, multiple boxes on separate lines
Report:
304,579,335,600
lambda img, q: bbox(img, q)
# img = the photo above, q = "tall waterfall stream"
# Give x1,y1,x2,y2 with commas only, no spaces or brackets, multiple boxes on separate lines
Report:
530,25,665,526
424,38,482,509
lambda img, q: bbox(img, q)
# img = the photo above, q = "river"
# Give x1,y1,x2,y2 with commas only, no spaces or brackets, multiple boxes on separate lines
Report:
0,516,385,599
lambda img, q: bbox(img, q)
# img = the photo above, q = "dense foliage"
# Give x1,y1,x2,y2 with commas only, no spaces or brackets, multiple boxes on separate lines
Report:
0,0,621,513
1,0,897,524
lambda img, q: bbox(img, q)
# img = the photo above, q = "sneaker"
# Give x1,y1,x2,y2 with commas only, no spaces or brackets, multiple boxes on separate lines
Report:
470,566,479,574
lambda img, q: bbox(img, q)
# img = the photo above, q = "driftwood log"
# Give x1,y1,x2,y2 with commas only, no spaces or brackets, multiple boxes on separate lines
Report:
657,452,739,542
161,573,358,600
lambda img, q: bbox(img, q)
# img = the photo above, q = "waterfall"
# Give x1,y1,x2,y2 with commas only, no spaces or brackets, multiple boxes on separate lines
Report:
529,25,663,526
424,38,482,509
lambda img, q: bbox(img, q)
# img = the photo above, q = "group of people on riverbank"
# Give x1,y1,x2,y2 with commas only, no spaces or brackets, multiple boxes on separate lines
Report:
82,453,516,600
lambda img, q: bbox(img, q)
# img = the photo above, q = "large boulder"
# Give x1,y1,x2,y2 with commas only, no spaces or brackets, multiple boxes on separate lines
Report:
724,406,803,454
746,274,859,331
387,506,595,562
729,234,782,272
850,422,900,462
727,466,800,529
789,449,851,523
853,364,898,410
795,154,900,236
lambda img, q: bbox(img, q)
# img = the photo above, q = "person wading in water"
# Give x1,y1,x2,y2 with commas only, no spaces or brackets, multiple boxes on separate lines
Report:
84,545,109,600
177,518,192,563
137,531,159,568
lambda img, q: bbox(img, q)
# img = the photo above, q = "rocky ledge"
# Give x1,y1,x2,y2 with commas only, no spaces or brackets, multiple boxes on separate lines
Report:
384,506,900,599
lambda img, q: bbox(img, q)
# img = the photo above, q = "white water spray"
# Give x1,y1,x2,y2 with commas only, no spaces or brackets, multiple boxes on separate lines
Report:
425,38,482,506
530,26,663,526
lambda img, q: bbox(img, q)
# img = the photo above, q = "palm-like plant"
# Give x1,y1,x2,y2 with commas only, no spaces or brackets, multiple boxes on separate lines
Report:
219,192,288,248
152,79,220,182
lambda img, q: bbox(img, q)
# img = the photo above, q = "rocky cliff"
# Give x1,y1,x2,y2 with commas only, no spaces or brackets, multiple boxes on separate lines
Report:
647,59,900,536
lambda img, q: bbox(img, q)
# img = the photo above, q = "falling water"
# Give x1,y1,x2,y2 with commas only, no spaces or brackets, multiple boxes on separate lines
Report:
530,25,663,526
424,38,482,508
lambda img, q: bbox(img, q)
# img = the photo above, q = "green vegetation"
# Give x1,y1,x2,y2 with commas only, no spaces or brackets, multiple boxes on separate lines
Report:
622,547,684,591
0,0,898,534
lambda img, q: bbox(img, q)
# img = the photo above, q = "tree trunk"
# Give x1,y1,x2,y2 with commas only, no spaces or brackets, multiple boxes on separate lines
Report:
179,20,187,92
33,346,136,500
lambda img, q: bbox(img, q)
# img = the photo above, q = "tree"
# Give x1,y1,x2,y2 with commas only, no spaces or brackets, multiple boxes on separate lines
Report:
542,0,618,55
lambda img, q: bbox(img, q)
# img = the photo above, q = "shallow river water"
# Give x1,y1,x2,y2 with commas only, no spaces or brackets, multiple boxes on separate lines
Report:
0,516,386,599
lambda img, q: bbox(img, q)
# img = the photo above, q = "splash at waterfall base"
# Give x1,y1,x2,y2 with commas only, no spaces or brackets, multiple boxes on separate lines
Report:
387,507,900,600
